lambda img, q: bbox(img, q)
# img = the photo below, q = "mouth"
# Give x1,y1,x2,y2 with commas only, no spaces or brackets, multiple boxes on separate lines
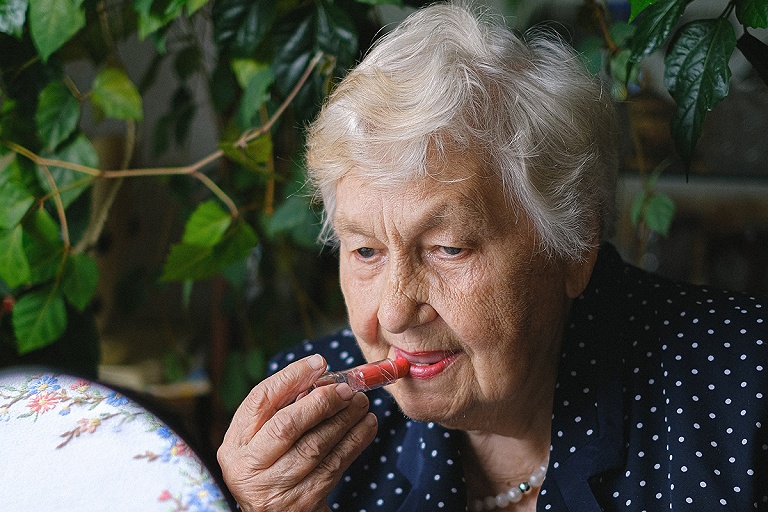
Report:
393,347,460,379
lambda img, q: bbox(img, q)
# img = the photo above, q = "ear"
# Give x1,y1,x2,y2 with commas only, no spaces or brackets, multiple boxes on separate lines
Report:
564,244,599,299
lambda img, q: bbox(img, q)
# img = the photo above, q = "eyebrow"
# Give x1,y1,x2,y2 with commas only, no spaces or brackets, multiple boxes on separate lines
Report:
333,196,493,240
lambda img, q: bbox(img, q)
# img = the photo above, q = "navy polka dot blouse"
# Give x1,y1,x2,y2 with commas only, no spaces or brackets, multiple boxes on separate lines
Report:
267,244,768,511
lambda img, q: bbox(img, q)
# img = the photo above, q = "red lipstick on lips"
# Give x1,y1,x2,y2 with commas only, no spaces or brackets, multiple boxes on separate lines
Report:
311,357,410,392
394,348,459,379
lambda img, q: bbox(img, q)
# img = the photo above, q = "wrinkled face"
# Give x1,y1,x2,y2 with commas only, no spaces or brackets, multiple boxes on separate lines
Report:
334,156,594,434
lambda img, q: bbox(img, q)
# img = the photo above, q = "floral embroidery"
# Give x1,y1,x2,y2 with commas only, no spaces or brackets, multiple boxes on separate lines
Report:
27,391,60,414
0,371,230,510
28,375,61,395
158,479,226,512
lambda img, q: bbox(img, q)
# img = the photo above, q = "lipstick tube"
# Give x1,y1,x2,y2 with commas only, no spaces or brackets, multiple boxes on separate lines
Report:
311,357,410,392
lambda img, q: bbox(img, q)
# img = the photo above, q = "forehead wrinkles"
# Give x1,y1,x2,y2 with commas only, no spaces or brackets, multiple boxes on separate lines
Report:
334,173,507,245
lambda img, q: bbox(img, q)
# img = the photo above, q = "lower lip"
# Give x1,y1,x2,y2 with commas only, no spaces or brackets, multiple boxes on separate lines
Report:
394,349,459,379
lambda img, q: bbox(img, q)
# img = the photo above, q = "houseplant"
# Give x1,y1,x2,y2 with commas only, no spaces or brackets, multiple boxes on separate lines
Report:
1,0,766,406
0,0,425,392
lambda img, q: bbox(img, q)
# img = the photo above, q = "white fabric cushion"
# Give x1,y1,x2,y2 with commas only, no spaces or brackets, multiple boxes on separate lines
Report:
0,368,231,511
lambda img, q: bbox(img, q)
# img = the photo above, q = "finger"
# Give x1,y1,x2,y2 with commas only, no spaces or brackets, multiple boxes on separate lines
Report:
266,390,370,478
297,411,379,504
226,354,327,448
250,382,361,470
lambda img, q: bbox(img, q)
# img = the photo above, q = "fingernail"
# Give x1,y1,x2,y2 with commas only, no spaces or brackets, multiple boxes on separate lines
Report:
336,383,354,400
352,392,368,407
365,413,377,427
307,354,324,370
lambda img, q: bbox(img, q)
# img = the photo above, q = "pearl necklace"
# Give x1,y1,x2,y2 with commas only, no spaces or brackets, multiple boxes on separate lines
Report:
468,460,549,511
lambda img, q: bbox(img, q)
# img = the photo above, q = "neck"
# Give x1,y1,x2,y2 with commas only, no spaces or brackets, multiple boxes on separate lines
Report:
461,402,552,511
463,430,550,486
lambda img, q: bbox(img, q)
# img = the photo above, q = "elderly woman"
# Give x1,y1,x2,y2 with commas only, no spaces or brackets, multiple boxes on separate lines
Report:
217,3,768,511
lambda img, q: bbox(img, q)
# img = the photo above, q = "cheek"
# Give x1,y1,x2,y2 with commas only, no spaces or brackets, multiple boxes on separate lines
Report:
339,265,380,336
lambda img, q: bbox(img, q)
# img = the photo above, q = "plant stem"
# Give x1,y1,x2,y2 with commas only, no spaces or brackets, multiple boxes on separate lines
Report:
587,0,619,55
38,164,70,249
260,104,276,216
5,49,325,239
193,171,239,217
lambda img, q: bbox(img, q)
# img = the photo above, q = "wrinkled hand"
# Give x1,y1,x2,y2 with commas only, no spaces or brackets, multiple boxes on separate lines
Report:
217,354,378,512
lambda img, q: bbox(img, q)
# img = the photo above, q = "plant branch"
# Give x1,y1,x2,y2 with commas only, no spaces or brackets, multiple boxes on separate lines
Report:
62,74,84,102
193,171,239,217
260,104,276,216
587,0,619,55
38,164,70,249
5,141,101,176
73,178,123,254
236,51,325,148
4,50,325,226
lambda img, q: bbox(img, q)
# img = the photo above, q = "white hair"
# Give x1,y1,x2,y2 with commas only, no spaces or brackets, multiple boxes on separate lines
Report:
305,1,619,260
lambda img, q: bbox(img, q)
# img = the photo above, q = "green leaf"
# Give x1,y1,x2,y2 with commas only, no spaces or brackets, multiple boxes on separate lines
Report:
186,0,207,15
0,0,28,38
231,59,268,89
629,0,688,64
736,0,768,28
643,193,675,236
737,31,768,85
161,219,258,281
213,0,277,56
2,152,40,196
36,81,81,151
315,0,357,70
161,243,217,281
210,61,238,113
272,1,358,115
609,49,635,85
0,179,35,229
181,200,233,247
0,225,31,288
664,19,736,165
37,134,97,209
237,66,274,129
220,136,273,174
13,285,67,354
265,194,321,248
91,68,143,121
61,252,98,311
134,0,185,40
22,207,65,283
265,194,310,236
28,0,85,61
629,0,659,22
214,220,258,270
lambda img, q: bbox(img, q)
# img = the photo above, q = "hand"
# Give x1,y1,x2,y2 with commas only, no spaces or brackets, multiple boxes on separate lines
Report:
217,354,378,512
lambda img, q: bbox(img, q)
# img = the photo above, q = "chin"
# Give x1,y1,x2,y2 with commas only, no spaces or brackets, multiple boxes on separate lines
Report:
390,389,471,430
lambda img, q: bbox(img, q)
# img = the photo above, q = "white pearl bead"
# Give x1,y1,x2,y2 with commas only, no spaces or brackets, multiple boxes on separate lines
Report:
470,458,549,510
507,486,523,503
494,493,511,507
529,472,544,487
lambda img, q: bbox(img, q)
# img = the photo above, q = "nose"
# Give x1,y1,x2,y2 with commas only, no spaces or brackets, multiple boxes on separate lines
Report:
377,259,437,334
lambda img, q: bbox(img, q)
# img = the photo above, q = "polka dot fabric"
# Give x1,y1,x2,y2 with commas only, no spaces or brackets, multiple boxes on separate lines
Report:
267,244,768,511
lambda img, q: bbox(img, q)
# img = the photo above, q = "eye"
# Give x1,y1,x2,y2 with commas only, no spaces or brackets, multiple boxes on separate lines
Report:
356,247,376,259
440,246,463,256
